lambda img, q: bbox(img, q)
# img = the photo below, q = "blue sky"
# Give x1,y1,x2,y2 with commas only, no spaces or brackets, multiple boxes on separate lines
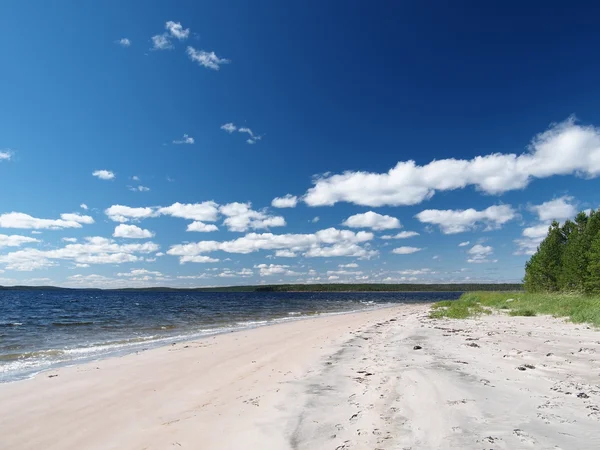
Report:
1,1,600,287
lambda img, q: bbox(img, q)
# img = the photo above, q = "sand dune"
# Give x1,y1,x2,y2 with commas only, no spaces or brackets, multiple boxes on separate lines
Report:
1,304,599,449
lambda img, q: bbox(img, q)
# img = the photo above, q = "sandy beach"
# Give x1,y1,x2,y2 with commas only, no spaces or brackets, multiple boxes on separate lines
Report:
1,304,599,449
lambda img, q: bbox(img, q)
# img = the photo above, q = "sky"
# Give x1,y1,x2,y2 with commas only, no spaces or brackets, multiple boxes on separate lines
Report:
1,0,600,288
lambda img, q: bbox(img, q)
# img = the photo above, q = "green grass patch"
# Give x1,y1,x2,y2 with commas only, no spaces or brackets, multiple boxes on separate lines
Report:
430,291,600,327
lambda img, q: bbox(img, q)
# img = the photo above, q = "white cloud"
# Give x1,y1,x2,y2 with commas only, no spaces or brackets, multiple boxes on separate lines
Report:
275,249,297,257
392,246,422,255
128,185,150,192
0,212,93,230
92,170,115,180
514,196,579,255
272,195,298,208
165,21,189,40
186,47,229,70
381,231,420,240
167,227,374,263
304,118,600,207
221,123,237,133
173,134,194,145
0,234,39,248
62,238,78,243
217,268,252,278
80,203,88,210
132,176,140,181
60,213,94,224
105,205,156,223
0,237,159,271
339,263,358,268
238,127,262,144
116,268,163,278
311,216,320,223
529,196,577,222
0,150,12,161
342,211,401,230
514,224,551,255
187,221,219,232
467,244,497,263
220,202,285,232
113,224,155,239
158,202,219,221
254,264,299,276
327,270,363,276
415,205,516,234
458,241,470,247
398,268,433,275
116,38,131,47
151,33,173,50
179,255,220,264
105,201,221,225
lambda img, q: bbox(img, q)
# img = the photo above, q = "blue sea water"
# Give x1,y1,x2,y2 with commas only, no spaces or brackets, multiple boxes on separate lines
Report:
0,289,461,382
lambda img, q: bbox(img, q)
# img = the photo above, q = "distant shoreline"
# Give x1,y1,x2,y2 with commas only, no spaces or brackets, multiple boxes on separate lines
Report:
0,283,523,293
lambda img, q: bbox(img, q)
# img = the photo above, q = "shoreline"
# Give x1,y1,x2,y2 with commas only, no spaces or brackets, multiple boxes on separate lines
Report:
0,302,405,385
1,304,599,449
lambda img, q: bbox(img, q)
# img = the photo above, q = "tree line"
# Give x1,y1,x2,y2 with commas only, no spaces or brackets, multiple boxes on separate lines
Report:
524,209,600,293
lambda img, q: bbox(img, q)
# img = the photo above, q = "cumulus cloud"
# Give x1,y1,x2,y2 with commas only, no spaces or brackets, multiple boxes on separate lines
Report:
178,255,220,264
0,212,94,230
173,134,194,145
467,244,497,263
92,170,115,180
254,264,299,276
220,123,237,133
342,211,401,231
339,263,358,268
271,195,298,208
60,213,94,224
529,196,577,222
303,118,600,207
186,47,229,70
62,238,78,243
113,224,155,239
0,150,12,161
514,196,580,255
220,202,285,232
187,221,219,232
116,268,163,278
311,216,320,223
415,205,516,234
167,227,375,263
0,237,159,271
165,21,189,40
392,246,422,255
381,231,420,240
105,205,156,223
116,38,131,47
159,202,220,222
0,234,39,248
458,241,470,247
275,249,297,257
151,33,173,50
80,203,88,210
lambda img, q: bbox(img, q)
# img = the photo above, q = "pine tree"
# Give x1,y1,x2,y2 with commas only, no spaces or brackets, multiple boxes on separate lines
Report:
585,231,600,293
560,217,587,292
524,221,566,292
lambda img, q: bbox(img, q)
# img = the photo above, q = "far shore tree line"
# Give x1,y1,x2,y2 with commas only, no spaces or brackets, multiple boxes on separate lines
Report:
524,209,600,293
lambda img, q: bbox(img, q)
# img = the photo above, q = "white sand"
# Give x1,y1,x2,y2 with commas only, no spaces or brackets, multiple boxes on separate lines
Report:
1,304,599,449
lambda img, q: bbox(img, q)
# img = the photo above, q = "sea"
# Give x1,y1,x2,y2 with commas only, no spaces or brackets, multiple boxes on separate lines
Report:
0,289,461,382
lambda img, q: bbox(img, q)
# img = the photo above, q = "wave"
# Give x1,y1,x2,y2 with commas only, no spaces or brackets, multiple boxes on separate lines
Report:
0,301,394,382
